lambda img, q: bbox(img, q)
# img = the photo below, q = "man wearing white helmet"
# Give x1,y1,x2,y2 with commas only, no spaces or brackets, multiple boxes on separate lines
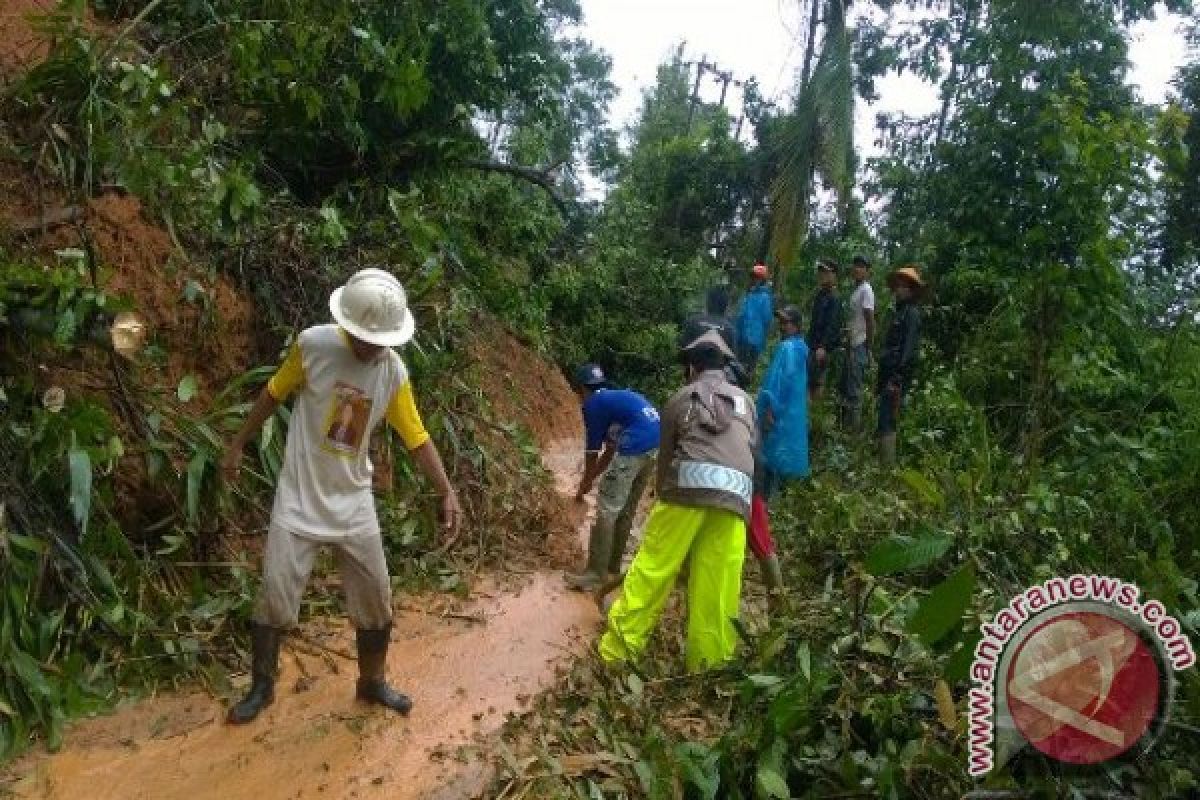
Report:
221,268,462,724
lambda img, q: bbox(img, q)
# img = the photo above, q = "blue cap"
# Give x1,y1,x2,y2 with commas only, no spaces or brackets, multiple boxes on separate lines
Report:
574,363,607,387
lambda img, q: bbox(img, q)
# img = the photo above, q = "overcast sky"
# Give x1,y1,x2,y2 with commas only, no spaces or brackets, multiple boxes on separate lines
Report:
577,0,1190,155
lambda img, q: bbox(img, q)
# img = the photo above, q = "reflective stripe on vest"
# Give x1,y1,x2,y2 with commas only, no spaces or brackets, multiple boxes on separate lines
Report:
676,461,752,505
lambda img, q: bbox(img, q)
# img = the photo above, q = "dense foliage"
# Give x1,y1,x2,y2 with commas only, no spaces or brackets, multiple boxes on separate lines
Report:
2,0,1200,797
489,0,1200,798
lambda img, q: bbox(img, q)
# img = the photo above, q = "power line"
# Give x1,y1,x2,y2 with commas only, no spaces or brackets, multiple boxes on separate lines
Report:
769,0,811,106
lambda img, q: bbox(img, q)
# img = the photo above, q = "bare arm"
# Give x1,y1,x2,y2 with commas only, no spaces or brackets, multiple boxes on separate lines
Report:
221,387,279,482
409,439,462,542
576,444,615,500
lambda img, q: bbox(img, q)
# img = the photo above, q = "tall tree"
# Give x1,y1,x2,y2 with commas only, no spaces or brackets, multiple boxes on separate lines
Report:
871,0,1189,465
765,0,856,278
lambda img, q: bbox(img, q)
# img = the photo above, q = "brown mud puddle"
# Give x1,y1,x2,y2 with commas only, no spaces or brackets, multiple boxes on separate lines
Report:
7,441,600,800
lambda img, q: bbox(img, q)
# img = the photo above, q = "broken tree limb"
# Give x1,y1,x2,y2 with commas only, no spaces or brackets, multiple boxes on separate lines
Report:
394,604,488,625
460,160,571,218
289,631,354,661
6,205,84,235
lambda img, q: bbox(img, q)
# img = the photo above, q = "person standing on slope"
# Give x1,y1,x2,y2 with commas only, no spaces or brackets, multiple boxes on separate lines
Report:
221,268,462,724
599,330,756,671
680,284,746,387
733,262,774,376
758,305,811,494
838,255,875,430
877,265,924,463
744,304,811,611
807,260,842,403
566,365,660,591
680,285,736,351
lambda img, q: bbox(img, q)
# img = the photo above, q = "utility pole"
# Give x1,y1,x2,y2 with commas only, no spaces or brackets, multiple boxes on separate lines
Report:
686,55,711,133
716,70,733,107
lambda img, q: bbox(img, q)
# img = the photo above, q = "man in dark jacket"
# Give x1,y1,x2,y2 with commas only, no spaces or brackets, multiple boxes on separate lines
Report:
808,260,842,402
680,285,747,386
680,286,735,350
599,330,756,672
877,265,924,463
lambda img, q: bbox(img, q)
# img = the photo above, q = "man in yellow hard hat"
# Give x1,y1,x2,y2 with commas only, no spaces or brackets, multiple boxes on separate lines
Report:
221,268,462,724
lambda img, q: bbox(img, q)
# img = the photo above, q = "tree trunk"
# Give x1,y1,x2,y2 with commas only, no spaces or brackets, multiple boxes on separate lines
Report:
1023,281,1056,474
799,0,822,90
935,0,980,147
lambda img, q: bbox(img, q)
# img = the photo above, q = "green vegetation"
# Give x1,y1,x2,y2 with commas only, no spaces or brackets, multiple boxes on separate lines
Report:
1,1,1199,797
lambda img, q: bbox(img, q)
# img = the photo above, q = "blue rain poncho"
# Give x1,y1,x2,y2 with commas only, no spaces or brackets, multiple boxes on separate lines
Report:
757,334,811,478
734,284,774,357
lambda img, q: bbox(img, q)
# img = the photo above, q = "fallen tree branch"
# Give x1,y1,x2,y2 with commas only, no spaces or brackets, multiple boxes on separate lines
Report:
460,159,571,218
5,205,84,235
97,0,169,66
289,631,354,661
394,604,488,625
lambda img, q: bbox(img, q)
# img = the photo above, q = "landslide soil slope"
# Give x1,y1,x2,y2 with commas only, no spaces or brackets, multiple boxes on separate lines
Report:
7,434,600,800
2,8,610,795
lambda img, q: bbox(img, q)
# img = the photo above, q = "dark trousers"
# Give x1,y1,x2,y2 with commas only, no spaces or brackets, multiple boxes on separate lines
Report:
876,378,906,435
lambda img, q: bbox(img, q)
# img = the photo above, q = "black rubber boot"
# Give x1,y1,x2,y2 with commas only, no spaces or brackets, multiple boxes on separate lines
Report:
227,623,281,724
355,625,412,715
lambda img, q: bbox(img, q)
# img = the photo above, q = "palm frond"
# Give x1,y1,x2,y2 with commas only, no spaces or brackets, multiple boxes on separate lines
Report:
766,0,855,271
768,101,818,270
811,3,854,194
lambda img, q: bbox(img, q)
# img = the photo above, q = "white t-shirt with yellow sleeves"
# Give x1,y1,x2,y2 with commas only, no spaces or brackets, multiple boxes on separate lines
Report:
266,324,430,539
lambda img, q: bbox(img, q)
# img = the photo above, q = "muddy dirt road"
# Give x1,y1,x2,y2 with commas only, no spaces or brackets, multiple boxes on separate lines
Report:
7,441,600,800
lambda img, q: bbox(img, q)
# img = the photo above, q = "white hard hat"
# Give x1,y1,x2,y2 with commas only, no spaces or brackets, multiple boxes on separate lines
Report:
328,268,416,347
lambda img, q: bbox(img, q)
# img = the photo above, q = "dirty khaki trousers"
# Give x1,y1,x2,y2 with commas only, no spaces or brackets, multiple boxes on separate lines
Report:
591,450,656,575
253,523,392,630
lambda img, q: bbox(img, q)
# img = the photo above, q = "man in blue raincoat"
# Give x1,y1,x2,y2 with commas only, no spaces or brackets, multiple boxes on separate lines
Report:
733,262,774,375
757,305,810,495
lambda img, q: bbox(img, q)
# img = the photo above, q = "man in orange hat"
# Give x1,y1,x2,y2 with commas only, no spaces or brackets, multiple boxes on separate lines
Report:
877,265,923,463
733,263,774,375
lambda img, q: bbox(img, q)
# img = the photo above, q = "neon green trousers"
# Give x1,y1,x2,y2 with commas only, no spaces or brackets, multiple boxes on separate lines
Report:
599,501,746,672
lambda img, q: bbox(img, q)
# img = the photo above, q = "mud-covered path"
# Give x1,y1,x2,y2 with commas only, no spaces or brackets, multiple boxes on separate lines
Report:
8,441,600,800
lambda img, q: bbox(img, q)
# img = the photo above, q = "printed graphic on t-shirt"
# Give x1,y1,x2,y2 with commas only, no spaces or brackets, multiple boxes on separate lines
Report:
322,382,372,456
606,406,659,451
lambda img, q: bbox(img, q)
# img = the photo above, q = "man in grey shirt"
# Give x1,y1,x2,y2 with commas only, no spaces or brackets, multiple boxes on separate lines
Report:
839,255,875,430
